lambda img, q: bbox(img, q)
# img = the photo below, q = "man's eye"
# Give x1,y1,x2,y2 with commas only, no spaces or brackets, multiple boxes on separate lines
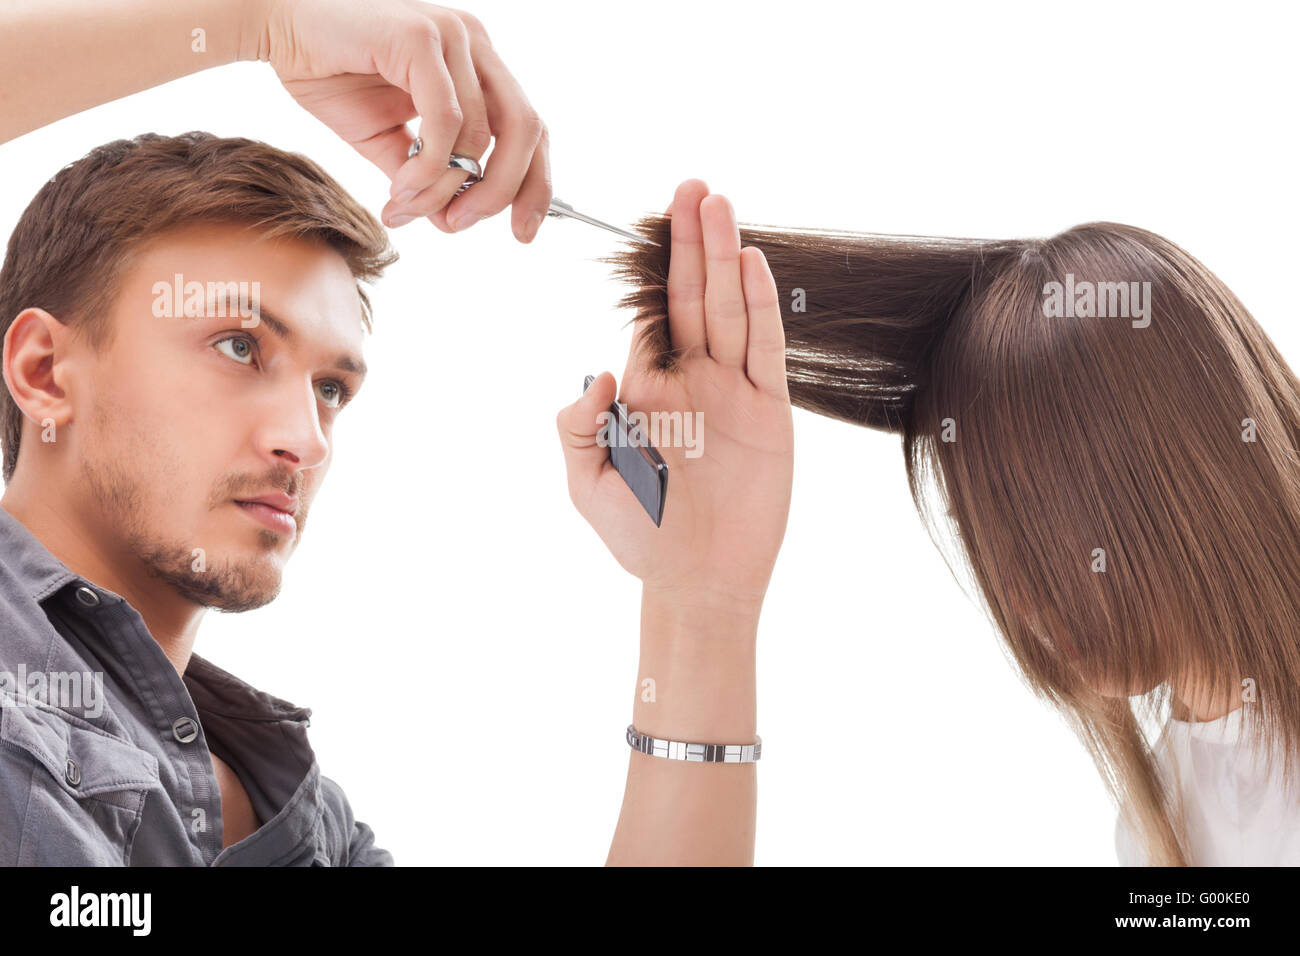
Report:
215,336,256,366
315,380,350,409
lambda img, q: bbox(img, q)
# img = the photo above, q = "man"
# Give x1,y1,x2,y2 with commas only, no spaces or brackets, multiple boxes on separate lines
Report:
1,0,794,866
1,0,545,866
0,129,792,864
0,132,401,864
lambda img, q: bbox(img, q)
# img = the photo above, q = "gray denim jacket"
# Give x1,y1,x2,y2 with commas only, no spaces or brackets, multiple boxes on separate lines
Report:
0,506,393,866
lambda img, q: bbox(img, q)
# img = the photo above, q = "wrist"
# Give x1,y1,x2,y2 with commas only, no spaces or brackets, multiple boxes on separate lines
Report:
632,632,757,743
634,585,759,744
640,581,766,633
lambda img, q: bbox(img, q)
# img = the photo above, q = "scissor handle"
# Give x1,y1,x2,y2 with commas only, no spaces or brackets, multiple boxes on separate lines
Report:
447,155,480,196
406,141,481,196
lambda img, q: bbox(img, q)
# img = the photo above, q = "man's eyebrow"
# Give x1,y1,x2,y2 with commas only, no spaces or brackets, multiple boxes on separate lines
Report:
212,291,368,379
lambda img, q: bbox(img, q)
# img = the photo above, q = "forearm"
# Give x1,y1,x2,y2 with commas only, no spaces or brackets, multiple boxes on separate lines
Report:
606,587,760,866
0,0,266,144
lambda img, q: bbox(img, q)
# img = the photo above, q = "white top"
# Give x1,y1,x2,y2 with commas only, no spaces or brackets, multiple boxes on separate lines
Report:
1114,707,1300,865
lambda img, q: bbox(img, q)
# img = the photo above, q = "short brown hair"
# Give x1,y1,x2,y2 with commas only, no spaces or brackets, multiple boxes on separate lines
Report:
0,131,397,482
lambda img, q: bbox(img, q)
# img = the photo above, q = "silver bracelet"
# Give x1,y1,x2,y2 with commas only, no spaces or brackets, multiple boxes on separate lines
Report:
626,725,762,763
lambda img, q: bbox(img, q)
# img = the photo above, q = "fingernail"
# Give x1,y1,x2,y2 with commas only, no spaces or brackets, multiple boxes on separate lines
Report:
448,210,480,232
523,211,544,242
393,188,419,205
387,214,414,228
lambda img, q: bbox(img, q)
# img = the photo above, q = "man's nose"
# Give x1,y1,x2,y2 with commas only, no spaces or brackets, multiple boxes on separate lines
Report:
254,379,330,472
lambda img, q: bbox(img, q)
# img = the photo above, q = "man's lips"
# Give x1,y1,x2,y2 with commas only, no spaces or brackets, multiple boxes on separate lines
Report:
233,495,298,536
235,492,299,515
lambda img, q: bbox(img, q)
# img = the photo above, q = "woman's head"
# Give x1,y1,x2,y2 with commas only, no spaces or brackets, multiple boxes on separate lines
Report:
917,223,1300,706
607,215,1300,864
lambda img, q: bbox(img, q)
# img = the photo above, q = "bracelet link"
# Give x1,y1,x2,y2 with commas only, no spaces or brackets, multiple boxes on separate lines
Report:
626,724,761,763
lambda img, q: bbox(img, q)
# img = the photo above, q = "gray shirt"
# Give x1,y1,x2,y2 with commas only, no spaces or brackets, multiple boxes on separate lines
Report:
0,506,392,866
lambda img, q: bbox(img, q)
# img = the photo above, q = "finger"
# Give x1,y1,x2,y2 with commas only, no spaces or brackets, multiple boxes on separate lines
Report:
386,27,491,228
384,31,491,227
665,180,709,359
506,126,553,243
701,194,747,369
382,21,467,208
381,159,478,228
440,43,546,233
361,126,421,184
556,371,617,514
741,247,788,398
439,20,490,162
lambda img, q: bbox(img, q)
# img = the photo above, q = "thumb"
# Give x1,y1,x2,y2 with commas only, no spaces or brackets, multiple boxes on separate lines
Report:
556,372,617,513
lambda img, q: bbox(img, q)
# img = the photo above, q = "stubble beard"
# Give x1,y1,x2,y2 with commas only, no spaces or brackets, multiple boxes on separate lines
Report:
80,447,297,614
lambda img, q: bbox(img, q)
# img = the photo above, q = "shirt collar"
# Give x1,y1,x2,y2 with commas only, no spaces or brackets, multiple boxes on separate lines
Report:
184,653,312,724
0,502,310,724
0,503,83,603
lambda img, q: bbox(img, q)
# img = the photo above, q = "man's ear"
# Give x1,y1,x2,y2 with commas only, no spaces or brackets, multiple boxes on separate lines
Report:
3,307,74,430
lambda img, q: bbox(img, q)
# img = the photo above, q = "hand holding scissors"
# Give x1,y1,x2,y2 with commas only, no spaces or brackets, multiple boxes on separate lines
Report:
405,139,659,247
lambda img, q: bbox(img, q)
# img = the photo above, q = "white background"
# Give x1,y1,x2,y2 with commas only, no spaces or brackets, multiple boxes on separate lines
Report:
2,0,1297,865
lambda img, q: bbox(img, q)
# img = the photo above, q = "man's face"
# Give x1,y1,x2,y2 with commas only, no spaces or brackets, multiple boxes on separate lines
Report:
66,222,367,611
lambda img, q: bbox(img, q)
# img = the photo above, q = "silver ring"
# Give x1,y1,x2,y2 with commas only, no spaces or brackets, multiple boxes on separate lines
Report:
446,154,482,183
407,139,481,196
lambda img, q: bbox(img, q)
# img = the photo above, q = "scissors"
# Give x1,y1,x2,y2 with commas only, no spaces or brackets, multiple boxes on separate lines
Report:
406,139,659,247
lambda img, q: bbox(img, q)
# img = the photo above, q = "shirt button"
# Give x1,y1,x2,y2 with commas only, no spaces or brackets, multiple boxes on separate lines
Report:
172,716,199,743
74,586,100,607
65,758,81,787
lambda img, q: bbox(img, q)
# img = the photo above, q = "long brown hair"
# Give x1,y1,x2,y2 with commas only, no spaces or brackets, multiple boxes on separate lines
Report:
606,215,1300,865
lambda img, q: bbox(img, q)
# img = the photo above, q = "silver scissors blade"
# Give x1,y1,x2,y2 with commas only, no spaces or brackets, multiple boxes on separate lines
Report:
548,198,660,247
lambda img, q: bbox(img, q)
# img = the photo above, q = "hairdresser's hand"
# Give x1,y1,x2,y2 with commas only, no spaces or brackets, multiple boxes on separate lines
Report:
246,0,552,239
557,180,794,617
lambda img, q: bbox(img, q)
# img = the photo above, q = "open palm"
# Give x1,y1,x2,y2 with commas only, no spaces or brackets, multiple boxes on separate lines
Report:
558,181,794,611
